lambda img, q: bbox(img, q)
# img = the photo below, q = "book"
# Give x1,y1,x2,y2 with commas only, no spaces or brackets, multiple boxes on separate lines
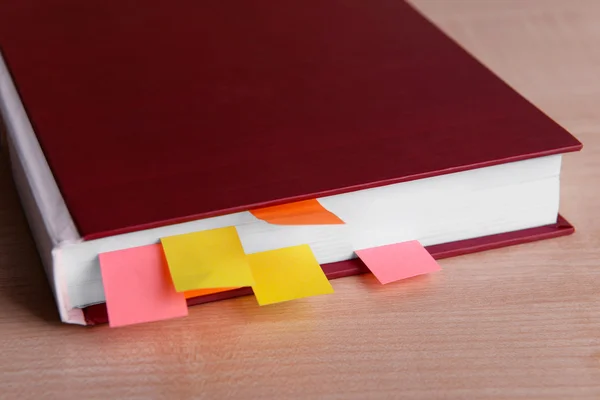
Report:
0,0,582,325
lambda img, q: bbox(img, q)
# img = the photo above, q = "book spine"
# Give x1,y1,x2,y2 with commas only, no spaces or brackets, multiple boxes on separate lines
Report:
0,52,85,324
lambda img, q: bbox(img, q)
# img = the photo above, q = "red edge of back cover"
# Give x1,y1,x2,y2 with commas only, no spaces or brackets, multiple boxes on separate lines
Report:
0,0,582,240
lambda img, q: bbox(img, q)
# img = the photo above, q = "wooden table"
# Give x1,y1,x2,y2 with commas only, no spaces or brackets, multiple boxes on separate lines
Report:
1,1,599,398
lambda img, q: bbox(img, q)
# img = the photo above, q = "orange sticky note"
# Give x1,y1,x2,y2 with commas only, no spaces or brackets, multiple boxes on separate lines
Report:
250,199,344,225
99,244,188,327
184,287,239,299
355,240,441,284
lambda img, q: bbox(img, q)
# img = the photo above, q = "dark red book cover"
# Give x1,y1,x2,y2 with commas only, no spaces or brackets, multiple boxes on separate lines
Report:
0,0,582,240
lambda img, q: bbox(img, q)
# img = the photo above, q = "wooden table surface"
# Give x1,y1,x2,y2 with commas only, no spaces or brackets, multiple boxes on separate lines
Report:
1,1,599,399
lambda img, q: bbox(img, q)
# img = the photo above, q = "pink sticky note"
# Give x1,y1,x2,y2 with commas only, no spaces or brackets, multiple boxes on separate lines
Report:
355,240,441,284
99,244,188,327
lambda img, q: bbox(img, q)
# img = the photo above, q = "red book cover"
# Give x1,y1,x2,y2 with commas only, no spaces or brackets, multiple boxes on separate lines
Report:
0,1,583,326
0,0,582,240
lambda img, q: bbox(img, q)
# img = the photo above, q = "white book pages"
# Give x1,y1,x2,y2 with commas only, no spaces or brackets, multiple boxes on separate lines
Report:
59,155,561,309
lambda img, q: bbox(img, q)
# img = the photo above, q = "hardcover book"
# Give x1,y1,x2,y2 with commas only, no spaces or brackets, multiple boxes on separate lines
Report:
0,0,582,324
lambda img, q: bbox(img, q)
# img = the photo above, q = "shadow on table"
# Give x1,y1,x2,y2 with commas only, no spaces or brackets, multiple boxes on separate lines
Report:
0,152,61,325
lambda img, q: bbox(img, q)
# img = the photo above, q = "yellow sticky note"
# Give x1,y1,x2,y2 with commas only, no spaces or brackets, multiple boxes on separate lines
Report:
160,227,254,292
248,244,334,305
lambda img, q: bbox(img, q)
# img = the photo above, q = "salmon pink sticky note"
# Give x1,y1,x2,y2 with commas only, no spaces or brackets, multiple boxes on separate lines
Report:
99,244,188,327
355,240,441,284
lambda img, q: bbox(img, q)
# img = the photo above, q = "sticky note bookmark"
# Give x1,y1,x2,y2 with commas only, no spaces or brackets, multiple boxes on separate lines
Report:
248,244,334,305
250,199,344,225
160,226,254,292
99,244,188,328
184,287,239,300
355,240,441,284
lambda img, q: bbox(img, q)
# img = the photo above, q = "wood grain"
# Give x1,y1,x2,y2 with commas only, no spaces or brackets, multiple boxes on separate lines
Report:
1,1,599,398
